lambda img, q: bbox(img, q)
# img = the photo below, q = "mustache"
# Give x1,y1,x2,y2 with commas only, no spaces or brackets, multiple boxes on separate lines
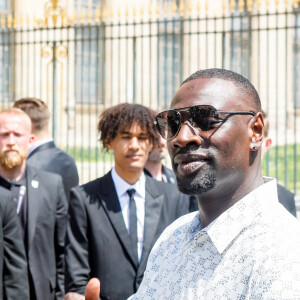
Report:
171,147,215,167
172,147,212,157
1,146,21,154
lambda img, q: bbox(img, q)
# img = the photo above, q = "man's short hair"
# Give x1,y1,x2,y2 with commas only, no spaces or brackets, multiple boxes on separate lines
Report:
13,98,50,133
98,103,158,150
181,68,261,111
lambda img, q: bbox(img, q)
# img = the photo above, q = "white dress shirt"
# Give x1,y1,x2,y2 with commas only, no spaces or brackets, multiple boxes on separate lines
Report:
111,167,145,262
129,177,300,299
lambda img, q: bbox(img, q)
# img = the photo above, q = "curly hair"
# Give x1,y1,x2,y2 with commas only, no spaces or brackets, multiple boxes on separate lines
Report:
98,103,159,150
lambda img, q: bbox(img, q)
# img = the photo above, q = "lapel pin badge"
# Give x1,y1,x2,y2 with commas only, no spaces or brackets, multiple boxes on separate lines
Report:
31,180,39,189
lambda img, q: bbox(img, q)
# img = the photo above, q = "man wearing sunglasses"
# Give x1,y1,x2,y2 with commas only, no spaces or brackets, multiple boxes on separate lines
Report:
125,68,300,299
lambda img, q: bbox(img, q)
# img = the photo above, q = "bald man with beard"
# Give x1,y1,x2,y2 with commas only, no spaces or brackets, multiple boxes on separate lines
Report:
0,108,67,300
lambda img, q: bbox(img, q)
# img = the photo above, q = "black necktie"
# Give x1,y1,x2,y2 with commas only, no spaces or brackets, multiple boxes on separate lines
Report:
127,188,138,265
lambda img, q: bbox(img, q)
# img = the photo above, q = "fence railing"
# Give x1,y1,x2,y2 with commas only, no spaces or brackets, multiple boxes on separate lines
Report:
0,0,299,196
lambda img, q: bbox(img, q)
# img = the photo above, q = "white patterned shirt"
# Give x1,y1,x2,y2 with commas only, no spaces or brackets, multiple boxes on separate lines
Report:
129,177,300,299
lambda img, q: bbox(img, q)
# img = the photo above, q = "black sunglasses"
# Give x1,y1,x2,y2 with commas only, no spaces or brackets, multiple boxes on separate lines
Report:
154,105,255,140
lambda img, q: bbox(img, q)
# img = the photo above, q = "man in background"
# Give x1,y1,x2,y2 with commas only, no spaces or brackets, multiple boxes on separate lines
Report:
144,109,176,184
0,108,67,300
64,103,188,300
261,110,297,216
144,134,198,212
13,98,79,199
144,110,198,212
144,135,176,184
0,186,29,299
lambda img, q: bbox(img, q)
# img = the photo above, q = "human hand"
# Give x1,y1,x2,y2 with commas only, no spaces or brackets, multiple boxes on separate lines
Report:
63,278,100,300
63,292,84,300
85,278,100,300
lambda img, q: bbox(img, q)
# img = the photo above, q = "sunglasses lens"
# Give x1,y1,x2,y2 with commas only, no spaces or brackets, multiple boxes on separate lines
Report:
191,106,218,131
156,105,221,140
156,110,180,140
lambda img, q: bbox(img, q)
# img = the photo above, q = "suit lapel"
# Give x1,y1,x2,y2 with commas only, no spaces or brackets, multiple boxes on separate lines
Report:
26,166,41,252
98,172,139,269
138,177,164,273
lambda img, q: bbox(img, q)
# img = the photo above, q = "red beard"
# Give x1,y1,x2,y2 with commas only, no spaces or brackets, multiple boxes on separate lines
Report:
0,146,26,169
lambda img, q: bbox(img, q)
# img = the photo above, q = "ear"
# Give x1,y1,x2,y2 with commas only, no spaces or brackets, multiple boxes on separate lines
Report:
248,112,264,151
29,134,35,146
261,137,272,158
264,137,272,151
148,141,153,153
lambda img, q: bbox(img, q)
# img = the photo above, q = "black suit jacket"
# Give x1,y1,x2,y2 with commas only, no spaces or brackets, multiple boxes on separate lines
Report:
144,166,198,213
25,166,68,300
65,171,189,300
144,165,176,184
27,141,79,200
277,183,297,217
0,186,29,300
161,165,177,184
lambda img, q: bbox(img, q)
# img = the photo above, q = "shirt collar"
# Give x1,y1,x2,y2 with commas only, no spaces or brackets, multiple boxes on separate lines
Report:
187,177,278,254
111,167,146,199
28,138,53,156
0,170,26,187
0,174,12,189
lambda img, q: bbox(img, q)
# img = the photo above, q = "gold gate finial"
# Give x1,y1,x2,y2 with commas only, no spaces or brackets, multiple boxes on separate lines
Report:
44,0,65,27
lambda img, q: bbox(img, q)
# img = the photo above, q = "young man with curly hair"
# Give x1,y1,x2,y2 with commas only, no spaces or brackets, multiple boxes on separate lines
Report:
64,103,189,300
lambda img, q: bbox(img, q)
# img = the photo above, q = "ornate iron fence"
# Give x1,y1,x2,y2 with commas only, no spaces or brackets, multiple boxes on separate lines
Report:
0,0,299,197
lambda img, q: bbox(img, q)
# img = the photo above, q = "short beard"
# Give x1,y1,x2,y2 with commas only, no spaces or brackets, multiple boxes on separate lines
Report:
176,170,216,195
0,149,26,170
148,151,165,163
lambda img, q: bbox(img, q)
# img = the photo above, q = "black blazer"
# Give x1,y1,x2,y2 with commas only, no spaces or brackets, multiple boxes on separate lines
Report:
161,165,177,184
65,171,189,300
25,166,68,300
144,167,198,213
144,165,176,184
27,141,79,200
0,186,29,300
